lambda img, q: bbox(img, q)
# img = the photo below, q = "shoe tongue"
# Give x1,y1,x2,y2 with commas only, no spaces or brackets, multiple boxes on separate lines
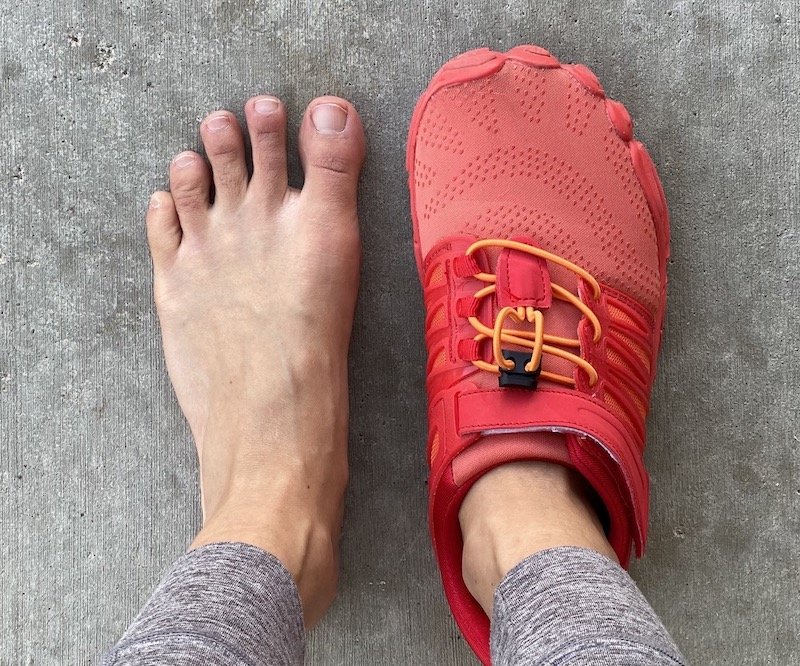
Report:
451,431,570,486
495,240,552,309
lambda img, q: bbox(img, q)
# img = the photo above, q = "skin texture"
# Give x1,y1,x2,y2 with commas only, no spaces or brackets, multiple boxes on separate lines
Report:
459,461,618,615
145,94,365,627
145,93,618,631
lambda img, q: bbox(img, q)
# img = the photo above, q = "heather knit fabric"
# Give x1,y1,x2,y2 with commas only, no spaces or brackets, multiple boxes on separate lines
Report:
491,547,687,665
103,544,685,665
102,543,304,665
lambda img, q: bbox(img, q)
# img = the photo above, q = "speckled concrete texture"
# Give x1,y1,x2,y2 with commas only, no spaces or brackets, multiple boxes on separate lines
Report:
1,1,798,664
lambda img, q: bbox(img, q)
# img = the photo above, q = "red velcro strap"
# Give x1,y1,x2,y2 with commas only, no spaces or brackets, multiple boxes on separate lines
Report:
453,255,481,278
495,238,552,308
456,386,647,547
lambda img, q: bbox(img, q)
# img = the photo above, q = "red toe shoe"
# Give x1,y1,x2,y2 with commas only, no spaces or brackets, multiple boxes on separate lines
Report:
406,45,669,664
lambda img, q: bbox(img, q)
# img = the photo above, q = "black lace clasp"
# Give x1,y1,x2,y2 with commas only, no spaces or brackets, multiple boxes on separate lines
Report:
498,350,541,389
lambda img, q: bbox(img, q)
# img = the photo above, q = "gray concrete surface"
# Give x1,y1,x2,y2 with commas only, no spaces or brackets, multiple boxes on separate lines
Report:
1,0,798,664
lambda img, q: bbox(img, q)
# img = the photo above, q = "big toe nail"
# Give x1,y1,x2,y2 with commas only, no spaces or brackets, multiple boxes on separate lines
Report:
311,103,348,135
299,98,365,206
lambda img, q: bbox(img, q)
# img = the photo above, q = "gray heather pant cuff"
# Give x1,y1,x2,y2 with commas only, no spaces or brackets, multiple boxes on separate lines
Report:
490,546,687,665
102,542,304,666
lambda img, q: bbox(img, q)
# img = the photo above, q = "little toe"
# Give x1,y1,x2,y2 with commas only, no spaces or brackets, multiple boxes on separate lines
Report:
169,150,212,228
146,191,181,267
298,96,366,210
200,110,248,207
245,95,289,205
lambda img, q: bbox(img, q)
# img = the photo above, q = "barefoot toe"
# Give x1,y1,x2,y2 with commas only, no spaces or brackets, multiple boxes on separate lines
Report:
145,191,181,265
201,111,248,207
299,97,365,208
169,150,212,226
245,96,289,204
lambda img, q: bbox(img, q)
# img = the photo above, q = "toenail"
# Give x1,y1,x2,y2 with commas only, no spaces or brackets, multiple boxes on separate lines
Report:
254,96,280,115
206,114,231,132
172,153,197,169
311,103,348,134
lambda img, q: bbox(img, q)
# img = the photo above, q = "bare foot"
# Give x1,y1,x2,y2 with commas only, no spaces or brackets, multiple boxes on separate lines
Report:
145,95,365,627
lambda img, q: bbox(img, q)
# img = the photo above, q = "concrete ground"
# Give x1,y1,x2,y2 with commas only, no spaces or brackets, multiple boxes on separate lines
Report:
1,0,798,664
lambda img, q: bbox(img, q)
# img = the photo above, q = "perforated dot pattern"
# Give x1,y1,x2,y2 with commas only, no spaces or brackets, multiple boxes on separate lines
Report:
413,59,663,316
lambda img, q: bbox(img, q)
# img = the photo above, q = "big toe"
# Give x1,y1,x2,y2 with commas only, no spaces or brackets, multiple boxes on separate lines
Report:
298,97,365,210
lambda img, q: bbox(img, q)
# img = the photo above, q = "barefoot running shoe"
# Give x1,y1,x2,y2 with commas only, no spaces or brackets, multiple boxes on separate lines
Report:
406,45,669,664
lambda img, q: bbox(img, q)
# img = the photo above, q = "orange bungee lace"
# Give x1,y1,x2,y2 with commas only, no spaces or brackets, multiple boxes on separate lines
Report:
463,239,602,387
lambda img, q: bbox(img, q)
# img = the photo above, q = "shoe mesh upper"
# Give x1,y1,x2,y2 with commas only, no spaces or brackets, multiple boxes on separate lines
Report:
414,61,661,317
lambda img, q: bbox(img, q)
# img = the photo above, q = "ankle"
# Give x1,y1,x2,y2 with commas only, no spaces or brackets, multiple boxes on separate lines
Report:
459,461,617,615
190,468,346,628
